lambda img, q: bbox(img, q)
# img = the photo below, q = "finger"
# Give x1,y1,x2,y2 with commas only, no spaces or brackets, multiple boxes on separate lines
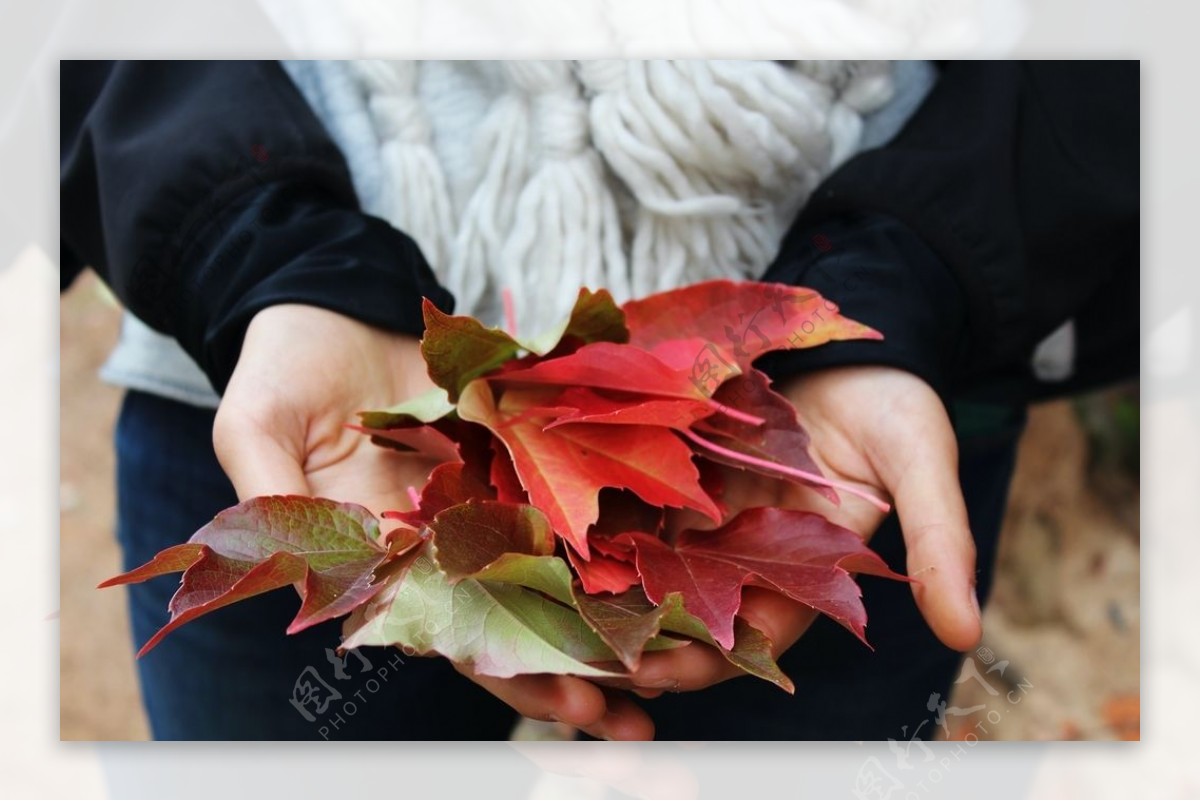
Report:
306,440,435,519
886,436,982,652
628,643,738,693
212,413,310,500
735,585,820,653
459,669,607,731
593,689,654,741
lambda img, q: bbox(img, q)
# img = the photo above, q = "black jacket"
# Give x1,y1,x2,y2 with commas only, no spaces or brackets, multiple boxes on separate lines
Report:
60,61,451,392
61,60,1139,402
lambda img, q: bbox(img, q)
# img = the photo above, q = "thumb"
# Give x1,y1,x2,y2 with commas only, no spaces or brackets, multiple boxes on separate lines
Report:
212,409,310,501
885,426,982,652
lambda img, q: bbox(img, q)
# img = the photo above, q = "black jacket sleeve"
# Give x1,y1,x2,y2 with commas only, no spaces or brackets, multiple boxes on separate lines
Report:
60,61,453,393
758,61,1139,406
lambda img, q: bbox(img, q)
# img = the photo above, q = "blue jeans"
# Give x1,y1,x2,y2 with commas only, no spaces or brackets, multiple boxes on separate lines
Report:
115,390,1022,740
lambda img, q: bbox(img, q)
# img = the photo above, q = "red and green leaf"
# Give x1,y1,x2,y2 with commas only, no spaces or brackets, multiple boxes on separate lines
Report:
358,386,456,430
623,507,906,650
100,496,396,654
346,423,462,463
421,300,527,401
341,543,622,678
527,286,630,354
421,289,630,401
572,585,677,671
660,602,796,694
574,586,792,689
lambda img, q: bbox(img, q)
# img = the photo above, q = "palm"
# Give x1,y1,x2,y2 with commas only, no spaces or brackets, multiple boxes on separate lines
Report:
771,365,953,535
214,304,439,520
304,422,442,520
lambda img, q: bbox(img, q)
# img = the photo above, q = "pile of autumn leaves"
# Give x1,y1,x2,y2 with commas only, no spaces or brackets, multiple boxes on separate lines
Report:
104,281,904,691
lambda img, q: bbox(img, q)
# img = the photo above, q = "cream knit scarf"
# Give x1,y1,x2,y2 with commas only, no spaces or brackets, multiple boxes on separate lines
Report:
348,60,894,337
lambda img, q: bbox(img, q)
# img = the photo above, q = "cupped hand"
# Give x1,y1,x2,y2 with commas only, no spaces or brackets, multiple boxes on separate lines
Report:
626,365,982,695
213,304,440,515
213,304,654,740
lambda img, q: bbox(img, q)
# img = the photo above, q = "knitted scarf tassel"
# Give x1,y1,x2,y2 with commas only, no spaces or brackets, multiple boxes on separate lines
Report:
579,59,850,297
351,60,894,337
354,60,455,274
446,93,532,321
497,61,629,337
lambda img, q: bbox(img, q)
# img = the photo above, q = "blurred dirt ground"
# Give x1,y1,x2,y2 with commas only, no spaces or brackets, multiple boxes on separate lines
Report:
60,273,150,740
59,273,1140,742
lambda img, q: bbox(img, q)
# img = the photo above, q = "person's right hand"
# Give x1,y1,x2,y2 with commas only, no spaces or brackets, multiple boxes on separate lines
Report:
621,364,982,696
213,303,438,515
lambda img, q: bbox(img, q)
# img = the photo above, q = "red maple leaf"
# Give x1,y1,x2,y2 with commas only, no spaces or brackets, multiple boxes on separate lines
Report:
623,507,906,650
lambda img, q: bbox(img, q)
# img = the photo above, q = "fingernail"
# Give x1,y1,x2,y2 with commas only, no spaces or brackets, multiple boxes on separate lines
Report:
645,678,679,690
969,585,982,621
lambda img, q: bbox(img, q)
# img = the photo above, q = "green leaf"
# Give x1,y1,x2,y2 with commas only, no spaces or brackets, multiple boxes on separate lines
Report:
428,499,686,663
424,497,681,669
478,554,686,659
341,545,621,678
471,553,578,607
521,287,629,354
419,290,629,402
421,300,527,402
720,618,796,694
358,386,455,429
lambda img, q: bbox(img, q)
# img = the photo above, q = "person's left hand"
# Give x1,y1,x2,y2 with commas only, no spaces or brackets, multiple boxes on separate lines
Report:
622,365,982,696
214,304,655,739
